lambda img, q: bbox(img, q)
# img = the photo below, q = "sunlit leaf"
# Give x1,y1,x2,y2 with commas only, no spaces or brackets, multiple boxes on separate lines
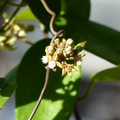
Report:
15,39,81,120
0,78,17,109
28,0,120,65
15,7,38,21
90,66,120,83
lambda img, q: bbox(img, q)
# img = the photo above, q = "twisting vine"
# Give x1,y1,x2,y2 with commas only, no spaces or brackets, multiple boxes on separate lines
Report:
28,0,65,119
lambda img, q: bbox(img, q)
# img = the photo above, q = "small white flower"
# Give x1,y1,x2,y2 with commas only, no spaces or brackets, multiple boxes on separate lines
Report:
41,56,48,64
48,61,56,69
76,60,82,65
66,38,74,45
18,30,26,37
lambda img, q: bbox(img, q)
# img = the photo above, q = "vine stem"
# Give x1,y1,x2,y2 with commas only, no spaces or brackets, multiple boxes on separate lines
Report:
28,67,50,120
0,0,9,14
78,81,95,102
41,0,57,36
28,0,65,119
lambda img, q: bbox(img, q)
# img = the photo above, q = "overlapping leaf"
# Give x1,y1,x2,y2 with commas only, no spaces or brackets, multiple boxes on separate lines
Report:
0,78,16,109
91,66,120,83
15,39,81,120
28,0,120,65
15,7,37,21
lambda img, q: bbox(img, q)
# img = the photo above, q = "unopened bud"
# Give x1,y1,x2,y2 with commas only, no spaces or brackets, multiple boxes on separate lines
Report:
66,38,74,46
0,36,6,42
18,30,27,37
75,41,86,53
26,24,34,32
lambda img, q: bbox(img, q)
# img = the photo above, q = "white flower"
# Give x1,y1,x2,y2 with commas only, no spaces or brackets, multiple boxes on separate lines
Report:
66,38,74,45
48,61,56,69
76,60,82,65
41,56,48,64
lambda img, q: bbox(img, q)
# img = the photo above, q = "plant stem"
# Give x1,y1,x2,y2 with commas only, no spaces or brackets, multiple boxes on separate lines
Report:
74,101,82,120
28,67,50,120
18,38,34,46
41,0,56,36
1,1,23,30
7,2,27,7
78,81,95,102
0,0,9,14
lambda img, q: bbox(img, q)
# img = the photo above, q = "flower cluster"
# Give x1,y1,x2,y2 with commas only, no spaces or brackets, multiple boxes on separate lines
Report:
41,38,86,78
0,13,34,50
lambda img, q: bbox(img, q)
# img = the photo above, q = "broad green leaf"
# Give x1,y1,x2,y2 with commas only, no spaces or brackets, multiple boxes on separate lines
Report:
57,19,120,65
90,67,120,83
15,39,81,120
28,0,120,65
0,78,17,109
5,66,19,84
15,7,38,21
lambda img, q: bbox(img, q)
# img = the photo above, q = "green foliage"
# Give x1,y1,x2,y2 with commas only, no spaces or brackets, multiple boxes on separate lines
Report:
15,39,81,120
1,0,120,119
0,78,17,109
15,7,38,21
5,66,19,84
28,0,61,29
91,66,120,83
28,0,120,65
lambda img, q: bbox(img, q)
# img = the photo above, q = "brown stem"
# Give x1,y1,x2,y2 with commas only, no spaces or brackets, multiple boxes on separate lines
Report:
28,67,50,120
41,0,56,36
74,101,82,120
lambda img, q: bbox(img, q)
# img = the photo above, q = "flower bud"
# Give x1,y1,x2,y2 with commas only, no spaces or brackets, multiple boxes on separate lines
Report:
54,38,60,45
75,41,86,53
66,38,74,46
18,30,27,37
0,36,6,42
48,61,56,69
46,46,55,55
26,24,34,32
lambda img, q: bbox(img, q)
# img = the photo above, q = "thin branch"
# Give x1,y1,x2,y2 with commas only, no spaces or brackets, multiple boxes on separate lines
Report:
0,0,9,14
0,1,23,31
7,2,27,7
18,38,34,46
28,67,50,120
78,81,95,102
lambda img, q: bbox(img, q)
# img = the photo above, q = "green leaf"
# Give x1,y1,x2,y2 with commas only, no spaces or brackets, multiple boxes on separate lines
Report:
0,78,17,109
15,7,38,21
5,66,19,84
90,66,120,83
57,19,120,65
15,39,81,120
28,0,120,65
